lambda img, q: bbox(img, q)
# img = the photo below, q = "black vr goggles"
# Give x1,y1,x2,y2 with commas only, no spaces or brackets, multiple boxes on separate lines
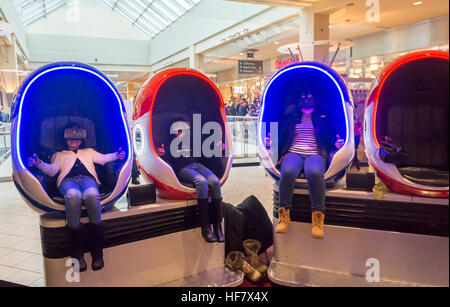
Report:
64,128,87,140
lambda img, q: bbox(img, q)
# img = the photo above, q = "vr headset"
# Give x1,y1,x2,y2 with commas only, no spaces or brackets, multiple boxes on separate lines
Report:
64,128,87,140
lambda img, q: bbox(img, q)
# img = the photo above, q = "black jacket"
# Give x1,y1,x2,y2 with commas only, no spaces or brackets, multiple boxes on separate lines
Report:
222,195,273,255
277,105,335,167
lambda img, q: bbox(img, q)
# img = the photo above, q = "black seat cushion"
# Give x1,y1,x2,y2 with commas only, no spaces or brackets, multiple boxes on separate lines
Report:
383,92,449,184
399,167,449,187
180,181,195,188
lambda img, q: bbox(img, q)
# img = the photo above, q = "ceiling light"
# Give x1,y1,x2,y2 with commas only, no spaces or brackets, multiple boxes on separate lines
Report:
413,1,423,5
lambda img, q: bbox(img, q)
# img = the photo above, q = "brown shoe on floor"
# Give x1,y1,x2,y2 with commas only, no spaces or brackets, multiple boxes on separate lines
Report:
243,239,268,276
225,251,262,283
311,211,325,239
275,207,291,233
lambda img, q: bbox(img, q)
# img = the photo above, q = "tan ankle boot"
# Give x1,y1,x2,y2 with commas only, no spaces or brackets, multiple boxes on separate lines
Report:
243,239,268,276
311,211,324,239
275,207,291,233
225,251,262,283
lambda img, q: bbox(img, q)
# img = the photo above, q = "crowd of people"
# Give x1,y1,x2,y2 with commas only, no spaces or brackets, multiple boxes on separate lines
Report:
225,96,261,117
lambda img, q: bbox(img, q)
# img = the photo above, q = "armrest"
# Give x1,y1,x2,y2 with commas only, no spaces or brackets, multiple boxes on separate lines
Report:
30,168,47,190
100,161,123,189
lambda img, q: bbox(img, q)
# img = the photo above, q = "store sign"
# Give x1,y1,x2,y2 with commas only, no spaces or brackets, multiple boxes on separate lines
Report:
275,56,300,70
238,60,263,74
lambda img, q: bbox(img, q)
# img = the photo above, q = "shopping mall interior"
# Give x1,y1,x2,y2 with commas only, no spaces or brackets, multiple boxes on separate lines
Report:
0,0,448,288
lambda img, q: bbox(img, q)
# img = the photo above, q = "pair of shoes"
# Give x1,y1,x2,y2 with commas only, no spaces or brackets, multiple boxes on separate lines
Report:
275,207,291,233
131,177,140,185
225,251,262,283
311,211,325,239
67,225,87,272
88,223,105,271
198,198,225,243
242,239,268,276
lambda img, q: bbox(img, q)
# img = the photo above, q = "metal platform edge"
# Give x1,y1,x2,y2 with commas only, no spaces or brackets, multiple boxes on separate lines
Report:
268,260,439,287
156,266,244,287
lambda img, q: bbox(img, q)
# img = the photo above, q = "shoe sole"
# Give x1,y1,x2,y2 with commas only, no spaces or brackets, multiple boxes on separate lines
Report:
275,229,289,233
311,234,324,239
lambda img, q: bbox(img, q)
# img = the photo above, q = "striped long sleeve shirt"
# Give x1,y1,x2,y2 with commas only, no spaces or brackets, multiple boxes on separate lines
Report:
288,114,320,155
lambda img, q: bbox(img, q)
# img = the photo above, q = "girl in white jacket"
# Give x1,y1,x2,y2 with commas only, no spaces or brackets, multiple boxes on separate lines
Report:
28,124,125,272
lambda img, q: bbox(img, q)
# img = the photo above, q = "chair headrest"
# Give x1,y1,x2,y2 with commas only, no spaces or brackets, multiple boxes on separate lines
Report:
41,116,96,151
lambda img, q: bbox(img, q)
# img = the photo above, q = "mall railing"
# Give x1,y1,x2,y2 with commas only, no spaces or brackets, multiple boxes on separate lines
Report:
0,123,12,181
226,116,259,160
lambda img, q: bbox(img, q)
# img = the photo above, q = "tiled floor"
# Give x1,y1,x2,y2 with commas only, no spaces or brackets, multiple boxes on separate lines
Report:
0,192,43,287
0,165,274,287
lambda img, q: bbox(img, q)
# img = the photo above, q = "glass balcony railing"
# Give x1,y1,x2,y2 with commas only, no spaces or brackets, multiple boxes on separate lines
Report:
226,116,259,161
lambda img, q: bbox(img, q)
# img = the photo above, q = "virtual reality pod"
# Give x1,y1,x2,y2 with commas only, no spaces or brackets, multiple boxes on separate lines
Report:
11,62,132,213
364,51,449,198
133,68,232,199
258,61,354,188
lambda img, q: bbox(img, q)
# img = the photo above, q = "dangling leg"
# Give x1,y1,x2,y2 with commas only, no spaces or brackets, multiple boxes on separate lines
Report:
277,153,305,233
80,176,104,271
196,163,224,243
178,165,217,243
131,154,140,184
304,155,326,239
59,178,87,272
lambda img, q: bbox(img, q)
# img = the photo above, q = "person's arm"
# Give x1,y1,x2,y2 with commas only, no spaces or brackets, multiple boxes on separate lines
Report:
91,148,124,165
36,153,60,177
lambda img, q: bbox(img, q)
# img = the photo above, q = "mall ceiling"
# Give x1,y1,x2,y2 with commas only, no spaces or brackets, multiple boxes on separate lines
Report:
231,0,449,29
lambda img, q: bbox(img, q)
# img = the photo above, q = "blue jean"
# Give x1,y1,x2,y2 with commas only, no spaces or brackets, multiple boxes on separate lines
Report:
58,176,101,228
178,163,221,200
279,152,326,212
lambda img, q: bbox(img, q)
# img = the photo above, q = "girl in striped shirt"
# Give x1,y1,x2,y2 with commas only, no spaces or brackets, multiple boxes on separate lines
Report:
275,92,344,239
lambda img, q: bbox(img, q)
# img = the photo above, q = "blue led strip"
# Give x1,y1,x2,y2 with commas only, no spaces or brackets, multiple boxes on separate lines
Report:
15,65,131,170
259,63,350,148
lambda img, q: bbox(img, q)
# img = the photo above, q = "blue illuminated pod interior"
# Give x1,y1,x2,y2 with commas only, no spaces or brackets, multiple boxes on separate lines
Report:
11,62,132,213
258,61,354,187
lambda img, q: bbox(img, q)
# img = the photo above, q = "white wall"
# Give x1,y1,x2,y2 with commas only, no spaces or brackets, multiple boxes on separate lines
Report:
27,33,151,65
24,0,151,65
149,0,271,64
27,0,149,40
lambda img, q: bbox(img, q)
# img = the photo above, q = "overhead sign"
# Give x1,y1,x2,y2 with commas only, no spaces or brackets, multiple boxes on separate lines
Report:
238,60,263,74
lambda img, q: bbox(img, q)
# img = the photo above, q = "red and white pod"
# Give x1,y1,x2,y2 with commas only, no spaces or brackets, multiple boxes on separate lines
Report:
133,68,233,199
364,51,449,198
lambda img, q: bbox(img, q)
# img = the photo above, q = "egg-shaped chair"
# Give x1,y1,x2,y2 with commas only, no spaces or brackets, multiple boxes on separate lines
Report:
11,62,132,213
364,51,449,198
133,68,232,199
